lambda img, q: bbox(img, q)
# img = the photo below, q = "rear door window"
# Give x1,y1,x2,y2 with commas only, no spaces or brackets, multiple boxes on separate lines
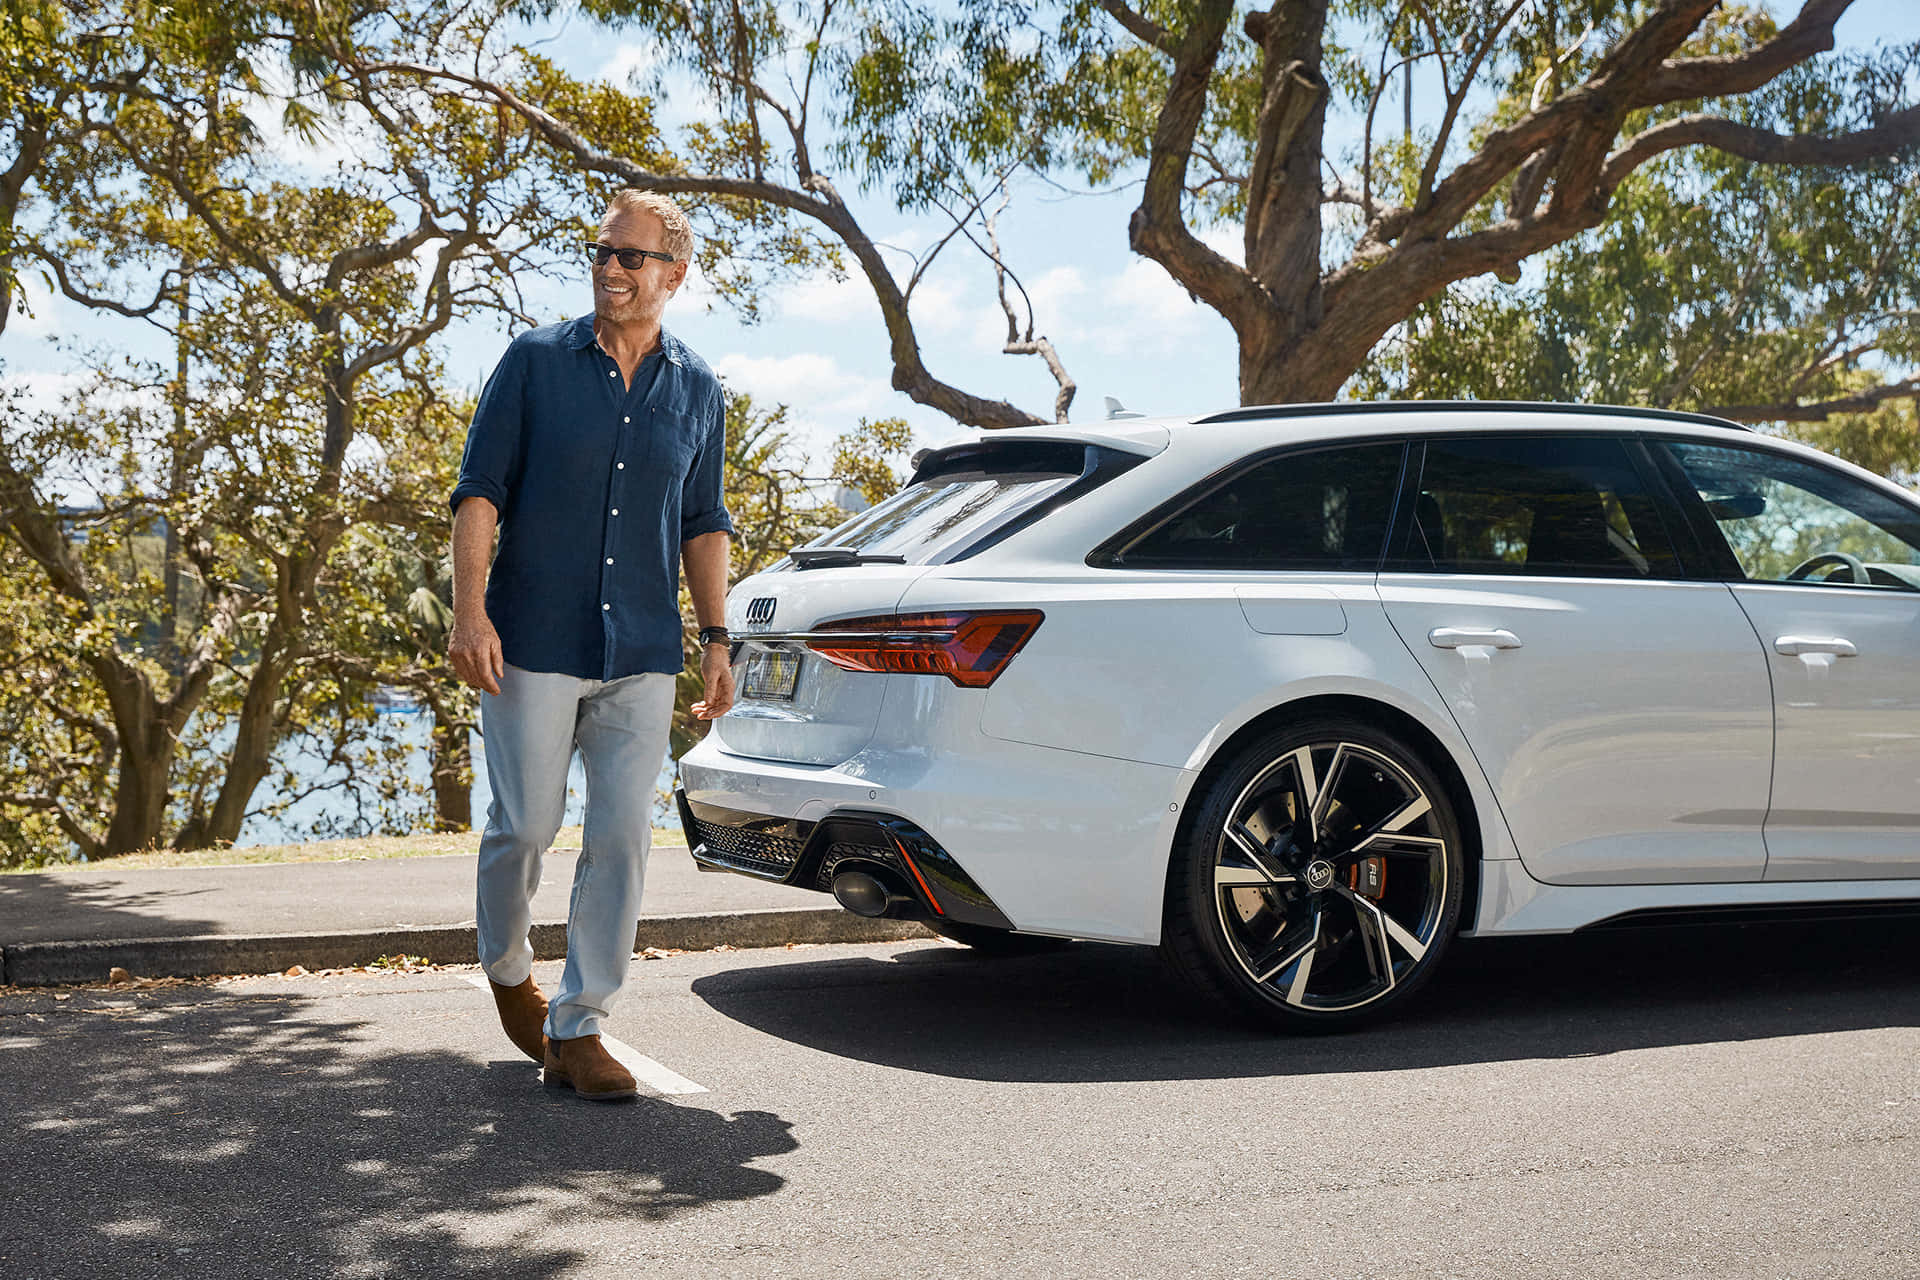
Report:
1104,443,1405,569
1394,435,1681,579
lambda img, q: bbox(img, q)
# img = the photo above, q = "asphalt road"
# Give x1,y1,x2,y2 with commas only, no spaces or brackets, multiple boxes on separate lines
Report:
2,917,1916,1279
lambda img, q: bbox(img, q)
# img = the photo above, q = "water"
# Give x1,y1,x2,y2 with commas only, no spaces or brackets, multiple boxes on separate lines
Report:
236,706,678,846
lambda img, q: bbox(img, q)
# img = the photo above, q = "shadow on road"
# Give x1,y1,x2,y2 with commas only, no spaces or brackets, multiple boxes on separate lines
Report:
692,915,1920,1083
0,870,225,946
0,983,794,1277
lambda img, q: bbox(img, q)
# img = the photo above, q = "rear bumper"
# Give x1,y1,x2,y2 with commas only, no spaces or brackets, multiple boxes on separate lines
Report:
678,729,1195,943
675,790,1015,929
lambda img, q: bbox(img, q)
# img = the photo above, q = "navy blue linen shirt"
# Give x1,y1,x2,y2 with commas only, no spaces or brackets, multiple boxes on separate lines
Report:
449,316,732,681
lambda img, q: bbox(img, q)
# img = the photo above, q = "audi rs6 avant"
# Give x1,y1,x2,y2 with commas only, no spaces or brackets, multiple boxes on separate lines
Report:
676,403,1920,1029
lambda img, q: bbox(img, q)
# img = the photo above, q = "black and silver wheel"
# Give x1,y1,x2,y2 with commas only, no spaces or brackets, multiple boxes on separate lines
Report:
1162,717,1464,1030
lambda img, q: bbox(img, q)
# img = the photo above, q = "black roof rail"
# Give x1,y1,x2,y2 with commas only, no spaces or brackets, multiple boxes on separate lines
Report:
1191,400,1751,431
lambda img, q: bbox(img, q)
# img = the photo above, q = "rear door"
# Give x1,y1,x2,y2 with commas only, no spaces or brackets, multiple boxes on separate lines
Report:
1376,433,1775,885
1656,438,1920,880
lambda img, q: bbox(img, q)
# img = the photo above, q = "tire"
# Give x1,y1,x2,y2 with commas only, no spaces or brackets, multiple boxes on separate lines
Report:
1160,715,1465,1031
925,918,1071,954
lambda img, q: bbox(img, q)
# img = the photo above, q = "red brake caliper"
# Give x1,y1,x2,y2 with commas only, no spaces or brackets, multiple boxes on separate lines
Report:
1347,856,1387,899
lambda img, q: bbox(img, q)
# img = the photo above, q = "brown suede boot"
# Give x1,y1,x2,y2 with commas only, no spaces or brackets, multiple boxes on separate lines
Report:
543,1034,638,1102
489,977,548,1064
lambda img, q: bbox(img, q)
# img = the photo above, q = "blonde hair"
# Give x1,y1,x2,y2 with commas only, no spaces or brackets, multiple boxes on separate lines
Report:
601,190,694,263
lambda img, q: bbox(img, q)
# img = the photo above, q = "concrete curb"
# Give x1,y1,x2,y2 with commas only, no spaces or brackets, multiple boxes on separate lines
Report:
0,909,932,987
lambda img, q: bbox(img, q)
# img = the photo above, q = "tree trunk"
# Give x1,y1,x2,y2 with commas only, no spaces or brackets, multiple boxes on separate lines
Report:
189,644,295,849
103,725,176,856
87,657,180,856
427,696,472,832
185,343,357,849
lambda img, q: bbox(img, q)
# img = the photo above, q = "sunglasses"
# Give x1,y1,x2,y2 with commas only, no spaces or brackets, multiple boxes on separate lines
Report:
586,241,677,269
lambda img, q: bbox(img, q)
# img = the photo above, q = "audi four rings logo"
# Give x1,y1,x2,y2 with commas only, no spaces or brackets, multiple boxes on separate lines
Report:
744,597,777,628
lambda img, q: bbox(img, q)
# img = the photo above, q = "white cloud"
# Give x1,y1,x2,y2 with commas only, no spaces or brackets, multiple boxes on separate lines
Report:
712,351,894,419
1033,265,1087,305
775,267,872,325
1200,222,1245,267
678,255,718,306
6,272,61,339
238,63,368,177
597,41,660,87
1072,258,1216,355
906,275,978,337
709,350,958,465
0,369,86,416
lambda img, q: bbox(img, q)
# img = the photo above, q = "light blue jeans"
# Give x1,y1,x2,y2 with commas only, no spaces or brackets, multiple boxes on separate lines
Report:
476,664,675,1041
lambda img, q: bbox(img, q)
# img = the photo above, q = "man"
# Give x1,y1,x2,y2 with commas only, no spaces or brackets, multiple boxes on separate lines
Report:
447,190,734,1102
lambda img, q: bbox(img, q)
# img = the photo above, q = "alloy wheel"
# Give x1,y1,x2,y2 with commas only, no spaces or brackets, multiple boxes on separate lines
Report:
1210,739,1453,1015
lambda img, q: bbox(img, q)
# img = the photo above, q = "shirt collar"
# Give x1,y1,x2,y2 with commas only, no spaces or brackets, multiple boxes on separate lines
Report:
569,314,685,367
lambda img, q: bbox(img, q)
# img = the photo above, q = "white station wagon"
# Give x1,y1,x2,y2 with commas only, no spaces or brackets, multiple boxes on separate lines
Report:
677,403,1920,1028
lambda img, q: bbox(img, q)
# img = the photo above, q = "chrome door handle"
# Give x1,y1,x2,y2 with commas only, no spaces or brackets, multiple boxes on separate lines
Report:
1428,627,1522,651
1774,635,1857,657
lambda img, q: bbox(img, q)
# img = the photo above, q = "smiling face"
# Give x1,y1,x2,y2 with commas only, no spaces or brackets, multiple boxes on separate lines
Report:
592,208,689,331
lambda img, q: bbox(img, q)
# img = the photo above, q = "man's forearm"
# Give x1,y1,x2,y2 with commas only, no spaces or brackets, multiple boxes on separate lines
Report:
683,530,731,628
452,497,499,621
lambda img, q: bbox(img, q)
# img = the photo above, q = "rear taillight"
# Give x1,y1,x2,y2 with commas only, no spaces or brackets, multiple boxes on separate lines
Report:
804,611,1043,688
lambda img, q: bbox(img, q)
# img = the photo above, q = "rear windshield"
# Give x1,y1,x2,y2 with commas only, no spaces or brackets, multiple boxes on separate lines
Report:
793,442,1124,566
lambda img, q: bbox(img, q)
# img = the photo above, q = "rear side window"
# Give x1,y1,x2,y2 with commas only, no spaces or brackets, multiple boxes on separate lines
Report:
797,442,1131,566
1397,435,1680,578
1104,444,1405,570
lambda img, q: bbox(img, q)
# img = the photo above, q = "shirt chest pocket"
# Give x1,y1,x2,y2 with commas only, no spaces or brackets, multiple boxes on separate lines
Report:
644,406,699,476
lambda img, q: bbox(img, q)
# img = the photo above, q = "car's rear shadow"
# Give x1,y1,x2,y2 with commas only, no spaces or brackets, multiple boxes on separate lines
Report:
691,914,1920,1082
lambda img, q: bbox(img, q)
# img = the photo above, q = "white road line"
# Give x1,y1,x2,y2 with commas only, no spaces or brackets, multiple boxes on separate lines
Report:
598,1038,709,1095
460,973,708,1095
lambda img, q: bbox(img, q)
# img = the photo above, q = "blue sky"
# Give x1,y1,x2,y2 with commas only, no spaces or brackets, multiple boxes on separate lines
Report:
6,0,1918,478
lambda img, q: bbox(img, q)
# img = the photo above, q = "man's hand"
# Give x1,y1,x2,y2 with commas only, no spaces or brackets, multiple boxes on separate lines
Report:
449,611,505,696
449,496,503,695
690,642,735,719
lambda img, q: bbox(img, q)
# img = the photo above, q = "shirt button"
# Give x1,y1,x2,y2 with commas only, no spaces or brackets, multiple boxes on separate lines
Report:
610,508,619,516
605,558,613,565
608,370,616,377
602,603,610,611
624,416,631,423
616,462,625,470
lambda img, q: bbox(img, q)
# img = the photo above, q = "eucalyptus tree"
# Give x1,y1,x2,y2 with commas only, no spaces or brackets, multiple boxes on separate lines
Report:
0,0,264,858
314,0,1918,429
1,7,573,856
1349,39,1920,447
312,0,1100,428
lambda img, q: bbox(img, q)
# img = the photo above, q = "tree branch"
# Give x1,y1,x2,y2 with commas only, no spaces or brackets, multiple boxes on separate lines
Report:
1706,379,1920,423
984,200,1076,422
1099,0,1177,56
1415,0,1531,212
1635,0,1853,105
353,56,1045,428
1601,107,1920,188
24,248,176,321
0,790,103,861
1126,0,1269,322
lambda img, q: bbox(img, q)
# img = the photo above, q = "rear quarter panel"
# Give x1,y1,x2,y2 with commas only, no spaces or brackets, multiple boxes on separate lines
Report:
894,566,1522,921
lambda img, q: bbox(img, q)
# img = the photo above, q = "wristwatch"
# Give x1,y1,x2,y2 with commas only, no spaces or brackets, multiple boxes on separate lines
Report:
698,626,731,647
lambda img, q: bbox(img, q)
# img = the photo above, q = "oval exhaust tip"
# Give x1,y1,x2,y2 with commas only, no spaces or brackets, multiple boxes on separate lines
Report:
832,871,891,917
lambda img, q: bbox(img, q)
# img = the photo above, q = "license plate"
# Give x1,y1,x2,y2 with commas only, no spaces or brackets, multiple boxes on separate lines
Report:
740,648,801,701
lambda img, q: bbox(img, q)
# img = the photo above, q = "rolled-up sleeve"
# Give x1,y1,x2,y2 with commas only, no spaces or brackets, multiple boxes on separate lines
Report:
678,391,733,542
449,339,527,516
